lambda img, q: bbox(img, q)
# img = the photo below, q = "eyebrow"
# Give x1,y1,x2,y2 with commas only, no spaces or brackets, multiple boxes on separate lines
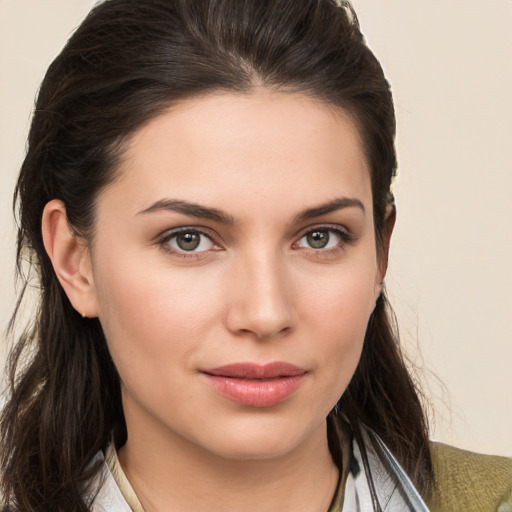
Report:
137,196,365,225
137,199,235,224
293,197,365,223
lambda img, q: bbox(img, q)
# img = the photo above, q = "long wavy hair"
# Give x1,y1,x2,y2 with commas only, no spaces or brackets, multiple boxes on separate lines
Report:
1,0,432,510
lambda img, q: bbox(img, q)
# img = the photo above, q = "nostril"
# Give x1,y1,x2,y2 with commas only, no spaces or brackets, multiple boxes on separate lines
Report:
226,302,295,339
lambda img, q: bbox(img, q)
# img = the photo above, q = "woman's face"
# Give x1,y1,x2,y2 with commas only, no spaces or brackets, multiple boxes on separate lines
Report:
88,91,385,460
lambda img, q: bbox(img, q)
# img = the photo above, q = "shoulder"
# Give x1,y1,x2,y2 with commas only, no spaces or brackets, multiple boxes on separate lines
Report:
428,442,512,512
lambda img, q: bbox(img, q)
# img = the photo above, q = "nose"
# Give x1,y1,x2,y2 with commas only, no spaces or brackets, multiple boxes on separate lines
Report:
224,251,296,340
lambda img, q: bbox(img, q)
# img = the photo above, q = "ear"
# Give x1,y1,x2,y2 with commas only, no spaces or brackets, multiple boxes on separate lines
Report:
41,199,99,318
375,203,396,295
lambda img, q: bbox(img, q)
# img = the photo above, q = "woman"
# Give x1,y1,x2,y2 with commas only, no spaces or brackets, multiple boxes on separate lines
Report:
1,1,511,511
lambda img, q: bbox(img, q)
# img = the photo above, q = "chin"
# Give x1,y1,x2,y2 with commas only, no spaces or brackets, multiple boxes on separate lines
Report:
191,416,326,462
209,438,300,462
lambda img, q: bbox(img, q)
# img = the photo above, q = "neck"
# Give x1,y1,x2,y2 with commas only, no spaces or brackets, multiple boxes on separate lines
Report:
118,418,340,512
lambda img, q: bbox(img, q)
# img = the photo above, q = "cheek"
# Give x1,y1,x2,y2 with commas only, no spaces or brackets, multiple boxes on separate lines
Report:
298,259,377,383
301,258,377,333
92,252,224,374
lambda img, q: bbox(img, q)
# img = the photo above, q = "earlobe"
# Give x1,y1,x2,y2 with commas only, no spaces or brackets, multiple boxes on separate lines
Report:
41,199,98,317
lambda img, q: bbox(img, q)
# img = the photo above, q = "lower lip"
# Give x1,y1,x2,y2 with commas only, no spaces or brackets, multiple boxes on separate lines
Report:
202,374,306,407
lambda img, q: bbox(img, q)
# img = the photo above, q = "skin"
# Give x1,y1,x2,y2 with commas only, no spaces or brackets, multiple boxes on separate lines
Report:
42,90,391,512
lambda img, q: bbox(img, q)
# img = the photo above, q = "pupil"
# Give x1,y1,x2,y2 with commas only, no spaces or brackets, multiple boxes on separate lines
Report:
307,230,329,249
177,232,200,251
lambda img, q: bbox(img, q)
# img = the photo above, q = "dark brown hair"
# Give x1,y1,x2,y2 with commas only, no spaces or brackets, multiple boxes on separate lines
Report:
1,0,432,510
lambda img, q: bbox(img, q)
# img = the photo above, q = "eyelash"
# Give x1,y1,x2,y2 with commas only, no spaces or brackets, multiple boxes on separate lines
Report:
158,227,220,259
157,225,355,259
293,225,355,257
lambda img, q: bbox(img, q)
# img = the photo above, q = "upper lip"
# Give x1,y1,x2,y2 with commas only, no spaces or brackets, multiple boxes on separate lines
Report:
202,362,307,379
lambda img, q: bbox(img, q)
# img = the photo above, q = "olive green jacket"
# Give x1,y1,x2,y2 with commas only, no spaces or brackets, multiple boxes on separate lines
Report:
428,442,512,512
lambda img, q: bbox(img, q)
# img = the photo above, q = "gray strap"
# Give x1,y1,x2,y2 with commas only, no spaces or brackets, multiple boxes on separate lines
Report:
342,428,431,512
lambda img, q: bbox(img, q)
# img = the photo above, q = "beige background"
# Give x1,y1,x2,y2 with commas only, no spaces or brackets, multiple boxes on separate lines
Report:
1,1,511,456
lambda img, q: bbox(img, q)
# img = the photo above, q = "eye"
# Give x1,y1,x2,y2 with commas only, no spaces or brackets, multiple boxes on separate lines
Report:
161,228,216,254
295,227,352,251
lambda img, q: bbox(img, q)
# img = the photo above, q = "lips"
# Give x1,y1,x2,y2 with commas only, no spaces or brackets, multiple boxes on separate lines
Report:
201,362,307,407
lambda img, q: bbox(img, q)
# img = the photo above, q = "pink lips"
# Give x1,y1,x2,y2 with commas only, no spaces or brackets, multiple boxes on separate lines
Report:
201,362,307,407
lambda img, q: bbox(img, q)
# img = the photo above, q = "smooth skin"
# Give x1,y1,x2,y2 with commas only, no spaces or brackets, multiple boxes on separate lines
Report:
42,90,392,512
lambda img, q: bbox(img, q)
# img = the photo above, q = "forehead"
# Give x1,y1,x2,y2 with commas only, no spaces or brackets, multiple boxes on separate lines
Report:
101,90,372,219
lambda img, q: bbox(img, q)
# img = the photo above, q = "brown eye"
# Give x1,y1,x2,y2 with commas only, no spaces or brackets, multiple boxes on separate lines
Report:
296,227,350,252
176,232,201,251
165,230,215,253
306,230,330,249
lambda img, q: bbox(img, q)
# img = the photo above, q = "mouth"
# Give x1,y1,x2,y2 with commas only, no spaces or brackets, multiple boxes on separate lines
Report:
201,362,307,408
